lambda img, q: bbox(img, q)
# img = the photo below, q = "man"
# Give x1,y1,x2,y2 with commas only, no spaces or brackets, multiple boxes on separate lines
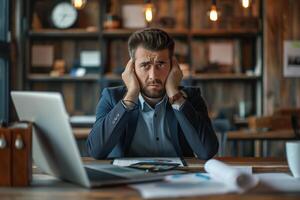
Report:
87,28,218,159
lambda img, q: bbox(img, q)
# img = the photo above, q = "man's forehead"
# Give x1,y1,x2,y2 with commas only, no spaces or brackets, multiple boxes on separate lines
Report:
135,47,169,61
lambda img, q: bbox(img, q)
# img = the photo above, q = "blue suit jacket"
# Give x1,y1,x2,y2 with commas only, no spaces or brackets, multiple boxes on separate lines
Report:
87,86,219,159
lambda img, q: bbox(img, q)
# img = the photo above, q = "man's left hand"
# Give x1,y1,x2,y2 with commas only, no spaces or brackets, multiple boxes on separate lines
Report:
166,57,183,97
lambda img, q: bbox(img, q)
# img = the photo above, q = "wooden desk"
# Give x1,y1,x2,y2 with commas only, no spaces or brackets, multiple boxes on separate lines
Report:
0,157,299,200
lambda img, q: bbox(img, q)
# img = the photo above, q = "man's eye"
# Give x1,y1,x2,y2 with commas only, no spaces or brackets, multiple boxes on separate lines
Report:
156,63,165,68
141,64,150,69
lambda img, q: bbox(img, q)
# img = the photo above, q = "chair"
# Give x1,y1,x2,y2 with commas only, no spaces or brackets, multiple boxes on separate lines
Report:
212,119,231,156
230,108,300,157
273,108,300,138
212,107,236,156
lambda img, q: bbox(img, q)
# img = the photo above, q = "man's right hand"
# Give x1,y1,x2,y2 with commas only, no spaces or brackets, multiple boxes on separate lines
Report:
121,59,140,107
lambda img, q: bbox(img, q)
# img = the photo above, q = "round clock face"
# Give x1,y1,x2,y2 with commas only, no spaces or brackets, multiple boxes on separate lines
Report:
51,2,78,29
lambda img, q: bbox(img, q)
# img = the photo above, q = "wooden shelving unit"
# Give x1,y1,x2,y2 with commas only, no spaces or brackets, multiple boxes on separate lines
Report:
28,29,99,38
28,74,100,82
103,28,190,38
189,73,261,81
23,0,264,117
191,28,260,37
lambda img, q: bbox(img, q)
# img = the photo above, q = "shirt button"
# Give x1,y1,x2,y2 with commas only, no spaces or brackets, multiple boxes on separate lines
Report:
154,114,157,117
156,137,159,141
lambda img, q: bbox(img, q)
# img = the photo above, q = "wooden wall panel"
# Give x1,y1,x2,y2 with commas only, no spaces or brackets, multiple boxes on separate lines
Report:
264,0,300,115
264,0,300,157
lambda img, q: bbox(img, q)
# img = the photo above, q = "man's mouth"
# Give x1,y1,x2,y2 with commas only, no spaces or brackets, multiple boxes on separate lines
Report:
148,84,161,88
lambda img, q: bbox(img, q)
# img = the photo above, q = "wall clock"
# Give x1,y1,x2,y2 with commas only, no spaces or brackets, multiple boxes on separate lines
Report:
51,2,78,29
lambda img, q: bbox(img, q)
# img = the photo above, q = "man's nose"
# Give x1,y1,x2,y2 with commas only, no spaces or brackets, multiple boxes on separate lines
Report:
148,66,158,80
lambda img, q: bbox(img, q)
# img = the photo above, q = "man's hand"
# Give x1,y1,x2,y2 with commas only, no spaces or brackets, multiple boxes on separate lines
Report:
121,59,140,105
166,57,183,97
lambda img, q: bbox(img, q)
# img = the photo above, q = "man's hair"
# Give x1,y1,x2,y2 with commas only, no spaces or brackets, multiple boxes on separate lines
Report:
128,28,175,60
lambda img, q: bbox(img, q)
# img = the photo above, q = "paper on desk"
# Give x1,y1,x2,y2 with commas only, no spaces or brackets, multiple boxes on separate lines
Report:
188,163,253,174
131,173,234,199
131,159,259,199
255,173,300,192
112,157,184,167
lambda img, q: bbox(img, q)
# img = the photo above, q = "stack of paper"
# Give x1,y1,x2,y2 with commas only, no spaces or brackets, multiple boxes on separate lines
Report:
112,157,185,167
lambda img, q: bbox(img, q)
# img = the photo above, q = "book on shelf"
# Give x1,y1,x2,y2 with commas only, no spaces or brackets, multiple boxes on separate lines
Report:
192,40,243,74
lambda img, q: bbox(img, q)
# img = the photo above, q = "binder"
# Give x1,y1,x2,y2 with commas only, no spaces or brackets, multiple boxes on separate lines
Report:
11,123,32,186
0,122,32,187
0,127,12,186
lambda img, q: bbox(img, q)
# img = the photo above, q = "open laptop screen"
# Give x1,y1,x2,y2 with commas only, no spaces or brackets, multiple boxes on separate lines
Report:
11,91,90,187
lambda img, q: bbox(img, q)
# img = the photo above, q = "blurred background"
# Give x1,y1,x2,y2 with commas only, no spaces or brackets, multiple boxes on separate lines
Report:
1,0,300,157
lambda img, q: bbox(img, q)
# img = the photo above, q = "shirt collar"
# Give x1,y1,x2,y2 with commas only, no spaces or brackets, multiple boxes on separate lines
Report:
138,93,168,112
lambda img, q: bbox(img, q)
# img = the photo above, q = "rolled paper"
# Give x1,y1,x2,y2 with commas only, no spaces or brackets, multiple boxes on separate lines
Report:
204,159,259,192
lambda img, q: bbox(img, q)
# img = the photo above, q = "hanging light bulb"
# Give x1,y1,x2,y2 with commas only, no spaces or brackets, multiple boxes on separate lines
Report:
208,0,219,22
71,0,87,10
241,0,251,8
144,3,154,23
209,5,218,21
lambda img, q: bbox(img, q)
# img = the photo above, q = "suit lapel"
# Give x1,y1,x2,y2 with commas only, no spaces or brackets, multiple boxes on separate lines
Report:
124,108,139,155
166,103,182,157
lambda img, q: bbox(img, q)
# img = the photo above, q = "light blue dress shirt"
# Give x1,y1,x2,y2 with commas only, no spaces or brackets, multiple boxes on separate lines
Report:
127,94,177,157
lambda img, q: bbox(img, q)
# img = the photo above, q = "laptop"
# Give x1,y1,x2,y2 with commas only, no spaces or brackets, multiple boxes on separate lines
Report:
11,91,182,188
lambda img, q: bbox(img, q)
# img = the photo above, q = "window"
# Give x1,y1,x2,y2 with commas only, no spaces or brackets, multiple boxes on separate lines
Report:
0,0,9,123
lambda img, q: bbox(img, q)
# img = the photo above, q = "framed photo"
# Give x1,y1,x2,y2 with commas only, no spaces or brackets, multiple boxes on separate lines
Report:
209,41,234,66
284,40,300,77
122,4,146,28
208,41,234,73
80,51,101,67
31,45,54,67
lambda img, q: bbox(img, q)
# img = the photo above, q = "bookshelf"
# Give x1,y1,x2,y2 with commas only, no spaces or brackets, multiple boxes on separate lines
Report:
24,0,102,116
27,74,100,82
28,29,99,38
23,0,263,118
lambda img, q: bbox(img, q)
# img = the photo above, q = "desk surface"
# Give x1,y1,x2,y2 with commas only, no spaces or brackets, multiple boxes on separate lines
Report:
0,157,299,200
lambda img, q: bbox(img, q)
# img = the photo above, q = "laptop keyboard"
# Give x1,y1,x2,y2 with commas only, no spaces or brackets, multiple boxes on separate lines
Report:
84,167,127,182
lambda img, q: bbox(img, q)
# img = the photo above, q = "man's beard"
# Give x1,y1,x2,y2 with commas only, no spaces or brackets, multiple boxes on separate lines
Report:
141,79,165,99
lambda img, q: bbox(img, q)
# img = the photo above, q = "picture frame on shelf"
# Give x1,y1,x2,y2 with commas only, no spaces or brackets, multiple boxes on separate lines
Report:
122,4,146,28
284,40,300,77
208,41,234,73
31,45,54,68
80,50,101,68
80,50,101,74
